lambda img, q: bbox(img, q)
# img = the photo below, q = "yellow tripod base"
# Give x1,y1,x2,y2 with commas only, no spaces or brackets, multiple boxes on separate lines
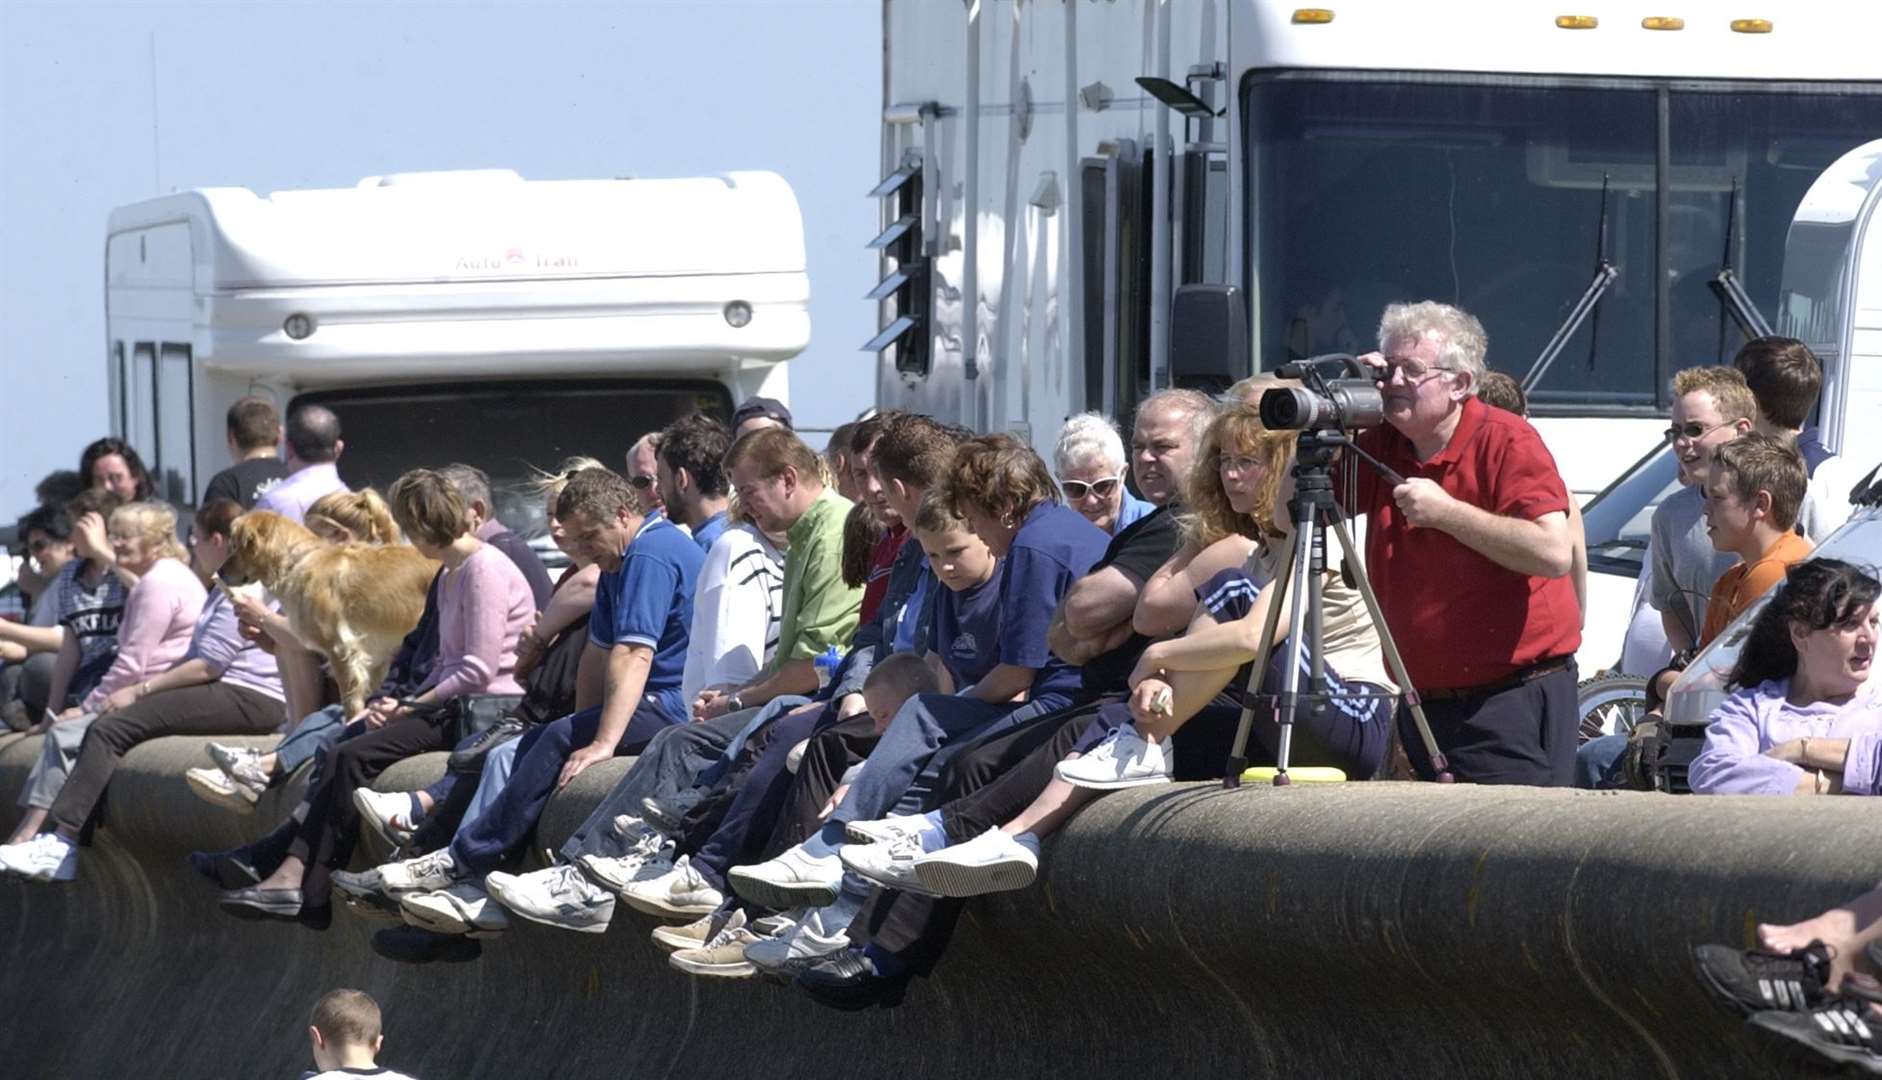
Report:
1241,766,1348,784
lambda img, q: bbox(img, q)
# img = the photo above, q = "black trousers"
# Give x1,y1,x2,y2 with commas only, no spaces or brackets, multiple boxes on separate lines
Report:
1399,662,1579,786
48,681,281,835
758,715,879,858
289,712,454,908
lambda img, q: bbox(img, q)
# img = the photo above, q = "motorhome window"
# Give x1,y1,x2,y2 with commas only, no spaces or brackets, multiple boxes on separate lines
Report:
1181,149,1230,285
129,343,158,467
295,380,733,541
1242,74,1882,414
1078,148,1153,417
111,342,126,439
157,345,194,504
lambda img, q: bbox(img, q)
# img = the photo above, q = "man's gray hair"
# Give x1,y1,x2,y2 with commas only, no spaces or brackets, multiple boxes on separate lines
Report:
1377,301,1488,393
437,463,492,511
1054,413,1127,476
1137,387,1218,445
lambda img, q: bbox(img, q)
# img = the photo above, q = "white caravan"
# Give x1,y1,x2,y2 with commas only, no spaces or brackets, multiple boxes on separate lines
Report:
864,1,1882,674
105,169,807,533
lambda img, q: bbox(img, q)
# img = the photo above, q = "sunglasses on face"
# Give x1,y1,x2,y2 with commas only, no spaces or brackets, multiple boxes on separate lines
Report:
1664,420,1736,444
629,474,657,490
1060,474,1124,500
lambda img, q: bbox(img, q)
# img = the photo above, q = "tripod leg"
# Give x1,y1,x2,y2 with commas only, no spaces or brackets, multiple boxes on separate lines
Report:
1269,528,1318,786
1222,536,1296,789
1327,516,1454,783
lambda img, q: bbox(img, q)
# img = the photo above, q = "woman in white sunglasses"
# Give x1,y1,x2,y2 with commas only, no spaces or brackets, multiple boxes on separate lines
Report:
1053,412,1153,535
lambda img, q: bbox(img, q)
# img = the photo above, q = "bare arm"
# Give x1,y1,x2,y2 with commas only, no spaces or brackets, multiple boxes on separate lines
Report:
969,662,1034,704
1056,566,1140,639
535,565,602,641
0,619,63,654
1568,500,1588,628
1134,535,1259,638
558,642,653,787
574,641,608,712
734,658,820,710
1398,477,1573,578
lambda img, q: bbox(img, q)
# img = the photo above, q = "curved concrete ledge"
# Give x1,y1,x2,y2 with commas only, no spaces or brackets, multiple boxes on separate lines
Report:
2,731,1877,1078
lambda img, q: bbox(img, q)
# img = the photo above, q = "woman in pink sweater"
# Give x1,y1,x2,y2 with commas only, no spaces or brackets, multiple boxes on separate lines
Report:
7,501,206,843
227,469,535,924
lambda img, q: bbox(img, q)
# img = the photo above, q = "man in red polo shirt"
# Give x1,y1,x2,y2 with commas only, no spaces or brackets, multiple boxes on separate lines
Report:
1350,301,1581,785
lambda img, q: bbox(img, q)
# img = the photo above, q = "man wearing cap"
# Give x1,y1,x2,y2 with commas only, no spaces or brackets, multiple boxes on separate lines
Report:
733,397,794,438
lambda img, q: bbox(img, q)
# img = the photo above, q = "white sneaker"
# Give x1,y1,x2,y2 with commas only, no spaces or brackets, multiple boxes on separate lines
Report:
839,834,938,896
185,766,258,814
742,916,850,976
668,910,762,978
843,815,929,847
577,829,668,894
376,848,459,893
727,844,842,909
912,829,1038,897
0,833,77,882
651,908,735,954
399,881,509,936
486,864,616,934
353,788,419,850
610,813,656,842
619,854,724,918
1054,726,1174,790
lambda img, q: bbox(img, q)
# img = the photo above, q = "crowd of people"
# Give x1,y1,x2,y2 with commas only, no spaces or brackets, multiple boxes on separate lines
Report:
1,301,1879,1070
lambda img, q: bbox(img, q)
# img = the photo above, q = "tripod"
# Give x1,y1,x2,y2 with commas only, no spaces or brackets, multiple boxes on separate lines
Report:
1221,428,1454,787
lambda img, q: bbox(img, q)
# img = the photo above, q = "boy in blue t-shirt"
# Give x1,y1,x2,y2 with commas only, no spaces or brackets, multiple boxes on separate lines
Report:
361,468,703,930
921,504,1004,693
730,435,1107,912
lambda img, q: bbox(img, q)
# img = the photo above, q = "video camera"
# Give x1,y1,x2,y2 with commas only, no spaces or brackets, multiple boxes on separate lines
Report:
1258,354,1386,432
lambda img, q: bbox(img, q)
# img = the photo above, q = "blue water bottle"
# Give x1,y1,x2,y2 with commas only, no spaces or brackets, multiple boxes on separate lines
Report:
814,645,843,690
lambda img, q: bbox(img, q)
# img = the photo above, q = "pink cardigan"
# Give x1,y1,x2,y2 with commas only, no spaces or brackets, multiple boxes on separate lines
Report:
84,557,208,713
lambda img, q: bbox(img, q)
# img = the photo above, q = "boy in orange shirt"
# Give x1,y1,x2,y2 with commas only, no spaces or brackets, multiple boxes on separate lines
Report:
1699,432,1813,642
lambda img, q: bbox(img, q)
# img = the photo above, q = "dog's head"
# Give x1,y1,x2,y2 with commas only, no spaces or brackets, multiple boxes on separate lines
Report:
221,511,317,590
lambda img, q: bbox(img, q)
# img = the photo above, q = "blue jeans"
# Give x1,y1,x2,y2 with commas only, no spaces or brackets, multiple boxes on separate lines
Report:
276,705,347,776
450,699,674,875
555,707,754,864
1575,733,1629,789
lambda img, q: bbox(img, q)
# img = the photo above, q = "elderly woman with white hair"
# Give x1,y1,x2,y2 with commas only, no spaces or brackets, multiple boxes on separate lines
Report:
1053,412,1154,535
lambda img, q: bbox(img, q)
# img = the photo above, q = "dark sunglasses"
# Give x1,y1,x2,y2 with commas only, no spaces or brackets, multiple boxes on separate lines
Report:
1060,474,1124,500
629,474,657,490
1662,419,1736,444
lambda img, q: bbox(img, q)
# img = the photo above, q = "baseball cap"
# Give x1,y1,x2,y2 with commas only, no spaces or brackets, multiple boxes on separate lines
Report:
732,396,794,431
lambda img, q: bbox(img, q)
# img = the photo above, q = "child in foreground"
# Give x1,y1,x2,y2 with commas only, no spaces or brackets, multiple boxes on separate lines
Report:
302,989,419,1080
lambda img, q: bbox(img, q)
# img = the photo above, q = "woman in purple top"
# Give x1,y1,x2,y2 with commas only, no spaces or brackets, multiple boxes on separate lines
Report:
0,500,286,881
1688,559,1881,797
224,469,535,924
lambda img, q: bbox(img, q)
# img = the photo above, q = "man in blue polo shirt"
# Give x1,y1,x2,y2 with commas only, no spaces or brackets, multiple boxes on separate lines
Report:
369,466,702,935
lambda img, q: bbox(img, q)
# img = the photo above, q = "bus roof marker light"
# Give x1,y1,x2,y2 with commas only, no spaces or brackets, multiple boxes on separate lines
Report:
283,314,315,340
1554,15,1598,29
1730,18,1773,33
1641,16,1685,30
1290,9,1334,25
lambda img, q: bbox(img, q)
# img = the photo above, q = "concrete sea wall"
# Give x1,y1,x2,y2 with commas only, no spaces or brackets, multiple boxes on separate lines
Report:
1,730,1872,1078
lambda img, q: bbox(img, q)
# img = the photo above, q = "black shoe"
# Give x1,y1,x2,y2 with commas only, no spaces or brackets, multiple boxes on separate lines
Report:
795,948,909,1011
447,717,528,773
187,850,261,891
372,924,483,965
1693,942,1832,1016
218,885,302,921
640,795,690,836
1749,996,1882,1075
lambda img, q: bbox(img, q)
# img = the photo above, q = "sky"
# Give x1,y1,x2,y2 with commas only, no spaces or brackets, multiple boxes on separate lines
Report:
0,0,880,519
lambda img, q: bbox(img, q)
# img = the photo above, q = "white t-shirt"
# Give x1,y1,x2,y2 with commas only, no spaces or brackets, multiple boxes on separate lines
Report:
680,522,784,707
301,1067,419,1080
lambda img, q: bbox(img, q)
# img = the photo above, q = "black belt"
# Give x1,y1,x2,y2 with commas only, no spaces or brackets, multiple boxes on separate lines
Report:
1415,656,1575,703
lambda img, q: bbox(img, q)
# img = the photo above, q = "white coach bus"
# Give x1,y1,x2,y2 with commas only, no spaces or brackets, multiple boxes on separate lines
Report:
863,0,1882,672
105,168,807,532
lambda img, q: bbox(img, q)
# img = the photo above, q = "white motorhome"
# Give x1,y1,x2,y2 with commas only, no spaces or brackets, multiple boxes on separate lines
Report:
865,1,1882,673
105,169,807,533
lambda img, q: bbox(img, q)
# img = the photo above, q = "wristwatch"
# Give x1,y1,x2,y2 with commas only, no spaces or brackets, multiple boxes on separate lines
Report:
728,692,744,713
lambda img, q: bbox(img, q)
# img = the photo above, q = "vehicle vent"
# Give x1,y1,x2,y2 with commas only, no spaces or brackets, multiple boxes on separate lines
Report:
863,152,930,376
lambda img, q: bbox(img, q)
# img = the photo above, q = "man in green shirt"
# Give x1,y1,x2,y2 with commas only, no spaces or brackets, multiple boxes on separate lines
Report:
695,428,862,719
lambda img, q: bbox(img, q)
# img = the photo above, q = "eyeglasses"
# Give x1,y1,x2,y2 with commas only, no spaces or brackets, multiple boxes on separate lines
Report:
1383,359,1456,386
1663,420,1737,444
1060,473,1124,500
629,474,657,490
1218,454,1263,476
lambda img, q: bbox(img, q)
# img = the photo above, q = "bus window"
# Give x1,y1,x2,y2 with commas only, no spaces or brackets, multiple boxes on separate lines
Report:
1079,145,1153,418
295,380,734,542
129,343,157,466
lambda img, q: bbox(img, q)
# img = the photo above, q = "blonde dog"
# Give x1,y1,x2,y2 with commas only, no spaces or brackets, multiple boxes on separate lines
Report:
220,511,436,716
